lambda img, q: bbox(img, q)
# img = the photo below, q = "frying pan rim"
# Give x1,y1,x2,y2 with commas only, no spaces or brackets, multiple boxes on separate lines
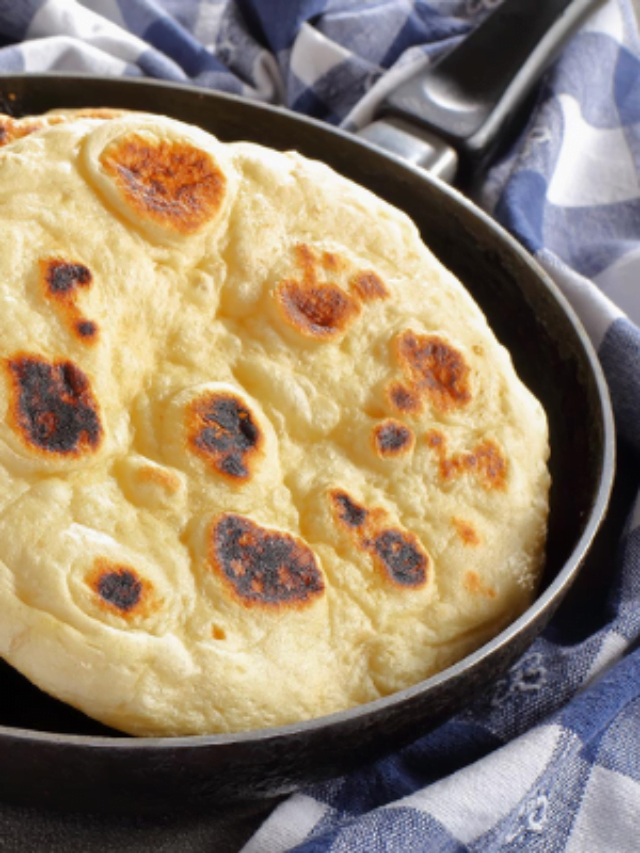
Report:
0,72,616,750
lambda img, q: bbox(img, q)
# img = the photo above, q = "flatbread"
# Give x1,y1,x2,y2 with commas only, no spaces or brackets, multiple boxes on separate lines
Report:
0,111,550,736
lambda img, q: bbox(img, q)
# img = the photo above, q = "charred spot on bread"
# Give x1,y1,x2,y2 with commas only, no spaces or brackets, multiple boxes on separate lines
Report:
386,381,424,416
100,134,226,233
209,514,325,607
43,260,92,295
372,419,414,457
372,529,428,587
425,429,445,449
97,568,142,611
6,355,102,456
75,320,98,340
330,490,369,529
87,559,155,617
329,489,430,590
41,259,98,345
186,391,264,483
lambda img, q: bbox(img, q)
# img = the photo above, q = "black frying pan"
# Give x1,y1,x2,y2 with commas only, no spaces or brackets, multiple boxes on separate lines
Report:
0,66,614,814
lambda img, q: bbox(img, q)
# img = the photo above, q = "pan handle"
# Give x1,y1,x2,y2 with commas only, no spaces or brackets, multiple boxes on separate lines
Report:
359,0,603,185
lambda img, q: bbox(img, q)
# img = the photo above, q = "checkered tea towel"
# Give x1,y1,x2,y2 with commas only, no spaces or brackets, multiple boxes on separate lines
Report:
0,1,639,850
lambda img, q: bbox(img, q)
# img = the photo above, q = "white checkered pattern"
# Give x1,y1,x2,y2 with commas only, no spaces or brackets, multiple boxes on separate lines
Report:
0,2,638,850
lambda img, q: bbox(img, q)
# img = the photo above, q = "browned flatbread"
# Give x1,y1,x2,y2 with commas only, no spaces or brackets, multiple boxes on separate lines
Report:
0,111,550,735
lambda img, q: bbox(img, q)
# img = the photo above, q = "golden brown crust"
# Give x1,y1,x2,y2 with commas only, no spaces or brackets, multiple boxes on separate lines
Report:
100,134,226,234
452,517,481,546
464,570,497,599
396,330,471,413
274,244,362,340
0,109,126,148
276,278,361,340
185,390,265,483
425,430,508,491
320,250,343,273
0,115,49,147
349,270,389,302
274,245,391,341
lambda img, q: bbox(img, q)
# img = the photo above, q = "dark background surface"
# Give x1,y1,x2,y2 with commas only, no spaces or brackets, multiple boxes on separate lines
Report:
0,799,278,852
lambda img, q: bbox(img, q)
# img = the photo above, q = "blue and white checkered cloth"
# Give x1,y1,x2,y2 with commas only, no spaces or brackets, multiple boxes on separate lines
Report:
0,1,639,850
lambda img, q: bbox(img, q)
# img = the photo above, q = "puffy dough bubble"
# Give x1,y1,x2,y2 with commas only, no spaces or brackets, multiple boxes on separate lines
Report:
81,116,237,246
160,381,277,489
64,528,189,636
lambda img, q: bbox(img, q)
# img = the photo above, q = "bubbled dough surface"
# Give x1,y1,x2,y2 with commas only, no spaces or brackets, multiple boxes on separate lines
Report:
0,112,550,736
